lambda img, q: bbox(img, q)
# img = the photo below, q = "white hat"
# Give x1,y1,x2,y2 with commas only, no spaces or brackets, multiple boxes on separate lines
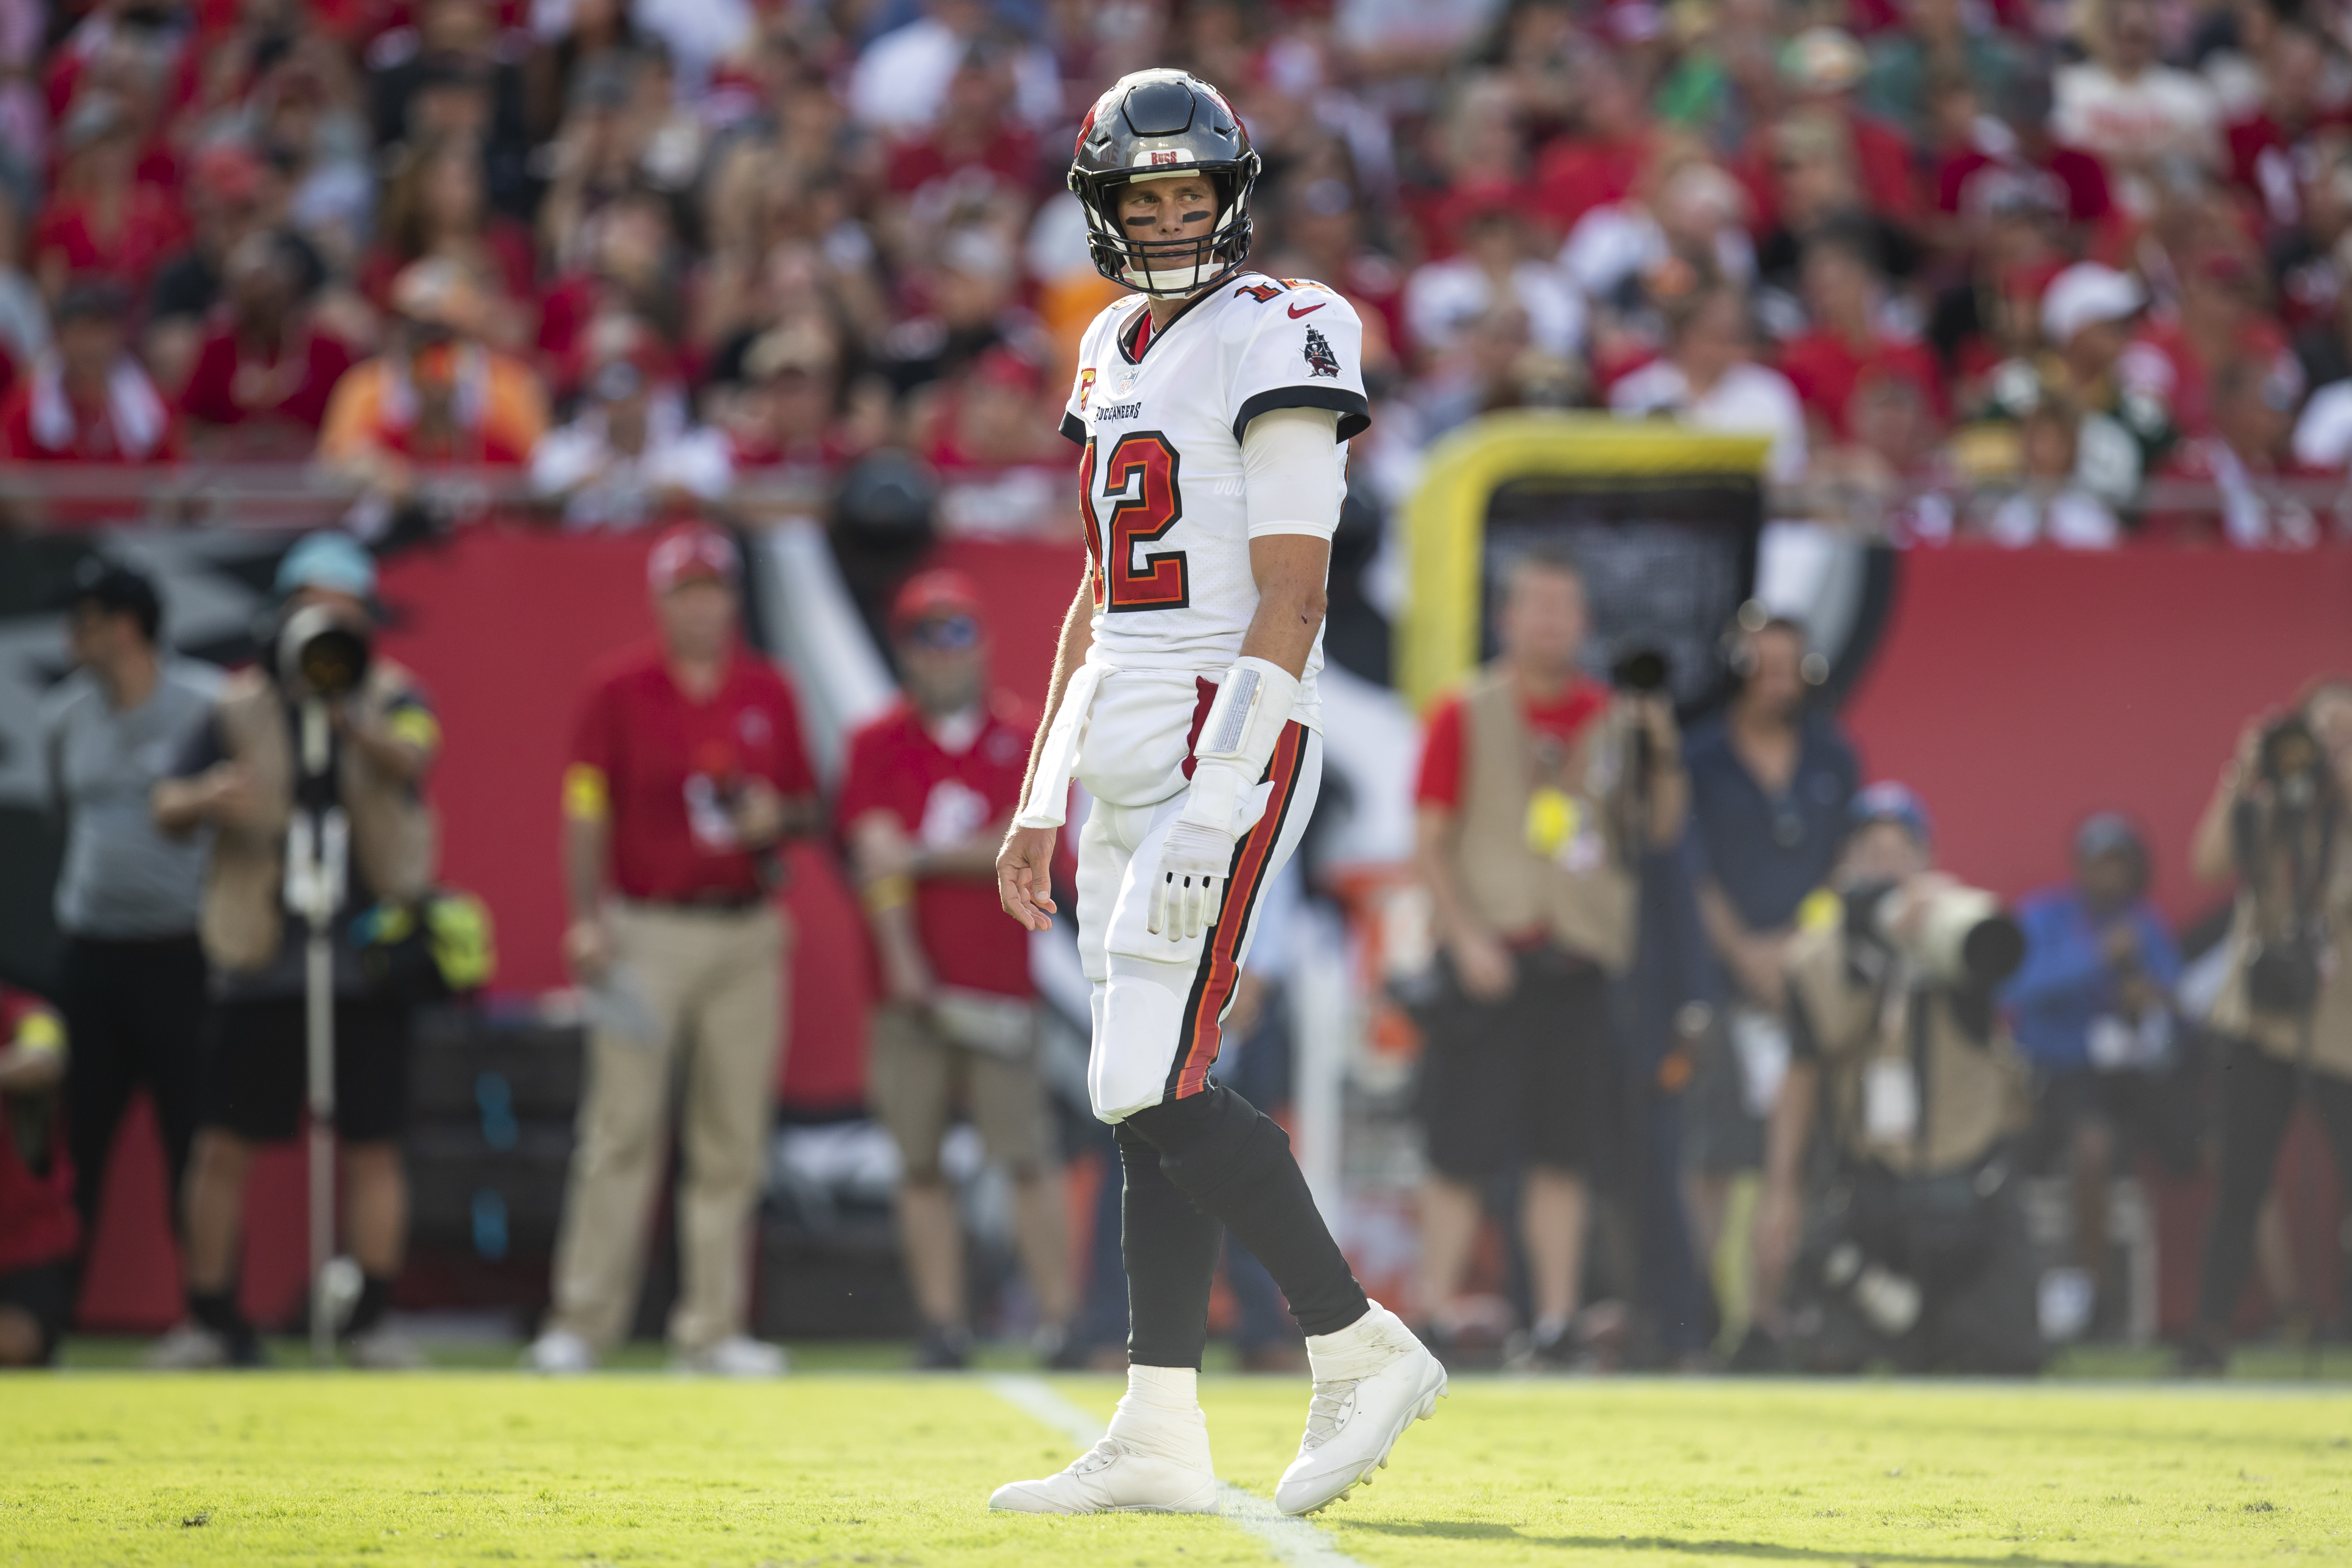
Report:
2041,262,2145,346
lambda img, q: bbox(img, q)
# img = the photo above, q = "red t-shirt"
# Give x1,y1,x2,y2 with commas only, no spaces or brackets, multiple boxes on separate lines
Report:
1777,330,1947,437
837,697,1034,998
0,989,78,1277
32,186,189,294
570,641,817,903
1414,677,1611,811
179,324,357,432
0,380,183,463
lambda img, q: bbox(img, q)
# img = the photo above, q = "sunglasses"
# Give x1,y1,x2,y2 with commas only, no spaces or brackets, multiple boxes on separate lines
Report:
901,613,981,650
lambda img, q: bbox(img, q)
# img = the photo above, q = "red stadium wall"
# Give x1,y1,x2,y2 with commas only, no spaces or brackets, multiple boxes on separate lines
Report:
74,536,2352,1333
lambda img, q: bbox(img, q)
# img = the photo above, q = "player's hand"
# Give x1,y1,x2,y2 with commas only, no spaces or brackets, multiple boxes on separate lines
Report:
882,946,936,1007
563,916,613,985
1147,818,1236,940
1449,929,1516,1002
996,824,1059,932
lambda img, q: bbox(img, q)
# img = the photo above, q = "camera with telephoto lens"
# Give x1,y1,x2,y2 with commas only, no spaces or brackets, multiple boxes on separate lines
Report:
1843,880,2027,993
275,603,373,701
1610,645,1671,695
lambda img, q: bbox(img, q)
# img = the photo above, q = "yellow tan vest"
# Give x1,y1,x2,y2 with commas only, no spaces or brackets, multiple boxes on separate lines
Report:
1785,913,2030,1177
200,660,437,974
1450,665,1636,972
2208,815,2352,1080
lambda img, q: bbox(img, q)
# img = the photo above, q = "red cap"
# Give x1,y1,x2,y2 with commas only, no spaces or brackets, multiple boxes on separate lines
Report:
890,569,986,632
647,522,739,592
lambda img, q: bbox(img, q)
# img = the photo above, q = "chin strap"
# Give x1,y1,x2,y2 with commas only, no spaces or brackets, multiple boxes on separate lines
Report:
1180,657,1299,832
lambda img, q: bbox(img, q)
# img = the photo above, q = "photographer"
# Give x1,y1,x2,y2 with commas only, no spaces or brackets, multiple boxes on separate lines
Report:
1754,784,2041,1374
1682,614,1857,1340
1411,547,1685,1366
148,534,439,1369
2182,680,2352,1372
2004,814,2188,1342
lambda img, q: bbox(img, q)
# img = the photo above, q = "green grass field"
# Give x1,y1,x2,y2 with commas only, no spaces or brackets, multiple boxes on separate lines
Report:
5,1360,2350,1567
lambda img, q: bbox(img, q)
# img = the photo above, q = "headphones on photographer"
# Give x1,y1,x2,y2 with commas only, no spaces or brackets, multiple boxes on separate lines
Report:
1723,600,1829,688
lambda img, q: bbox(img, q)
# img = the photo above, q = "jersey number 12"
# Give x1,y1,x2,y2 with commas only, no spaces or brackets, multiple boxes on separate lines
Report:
1080,431,1189,612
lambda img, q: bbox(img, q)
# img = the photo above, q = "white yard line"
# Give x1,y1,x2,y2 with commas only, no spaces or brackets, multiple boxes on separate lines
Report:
986,1374,1373,1568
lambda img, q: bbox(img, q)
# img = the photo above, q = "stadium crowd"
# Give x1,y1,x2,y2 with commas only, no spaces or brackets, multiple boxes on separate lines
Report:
8,0,2352,540
3,0,2352,1379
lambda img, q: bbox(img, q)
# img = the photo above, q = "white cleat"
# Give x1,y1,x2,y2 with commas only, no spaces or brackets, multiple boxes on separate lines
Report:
1276,1301,1447,1516
523,1328,597,1375
991,1398,1218,1514
670,1334,789,1378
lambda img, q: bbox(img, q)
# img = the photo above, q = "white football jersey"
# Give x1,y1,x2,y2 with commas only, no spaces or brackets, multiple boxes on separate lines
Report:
1060,270,1370,731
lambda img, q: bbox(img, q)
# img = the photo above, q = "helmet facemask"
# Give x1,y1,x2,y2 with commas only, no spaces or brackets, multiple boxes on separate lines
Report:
1077,164,1256,299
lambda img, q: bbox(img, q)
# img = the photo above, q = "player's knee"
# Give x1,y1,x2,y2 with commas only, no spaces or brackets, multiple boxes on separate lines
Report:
1128,1084,1289,1207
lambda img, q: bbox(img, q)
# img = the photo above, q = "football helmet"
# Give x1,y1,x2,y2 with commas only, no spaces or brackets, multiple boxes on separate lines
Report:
1068,70,1260,299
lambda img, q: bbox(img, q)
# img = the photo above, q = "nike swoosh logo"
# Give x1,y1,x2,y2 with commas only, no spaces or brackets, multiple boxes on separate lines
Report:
1287,301,1325,318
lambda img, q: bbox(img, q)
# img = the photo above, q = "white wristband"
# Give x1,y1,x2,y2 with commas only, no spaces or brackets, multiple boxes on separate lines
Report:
1179,657,1298,830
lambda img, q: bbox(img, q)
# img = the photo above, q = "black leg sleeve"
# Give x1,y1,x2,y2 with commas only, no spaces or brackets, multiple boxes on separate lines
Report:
1126,1084,1370,1338
2194,1042,2298,1331
1117,1119,1221,1370
59,948,137,1250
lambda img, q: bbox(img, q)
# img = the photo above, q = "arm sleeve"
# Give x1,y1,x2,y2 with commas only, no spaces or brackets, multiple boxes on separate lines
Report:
1241,405,1343,540
1227,286,1370,442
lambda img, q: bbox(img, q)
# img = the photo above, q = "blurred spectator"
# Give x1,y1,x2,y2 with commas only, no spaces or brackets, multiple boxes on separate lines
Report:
0,278,180,467
1861,0,2026,144
715,318,870,483
532,523,817,1377
32,93,188,304
2052,0,2222,217
370,0,533,214
360,132,540,350
2144,356,2327,546
317,259,549,525
883,225,1041,399
1778,224,1944,442
1411,549,1685,1365
178,232,358,458
2003,814,2185,1343
523,0,641,143
1609,283,1808,484
849,0,1061,135
2183,680,2352,1371
924,345,1065,537
1754,784,2041,1373
143,145,302,395
39,558,219,1267
1756,29,1923,230
840,571,1071,1369
1682,615,1856,1345
148,535,440,1370
1403,184,1584,368
1972,261,2171,509
530,318,731,529
1966,388,2124,547
0,987,74,1367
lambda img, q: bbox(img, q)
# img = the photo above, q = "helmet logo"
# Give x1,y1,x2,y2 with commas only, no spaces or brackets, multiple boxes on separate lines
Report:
1146,149,1192,166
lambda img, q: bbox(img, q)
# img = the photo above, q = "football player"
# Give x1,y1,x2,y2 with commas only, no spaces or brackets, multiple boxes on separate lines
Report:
991,70,1445,1517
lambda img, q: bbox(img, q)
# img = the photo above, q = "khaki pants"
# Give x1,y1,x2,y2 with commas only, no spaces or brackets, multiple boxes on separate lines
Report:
549,901,787,1352
867,1003,1053,1180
